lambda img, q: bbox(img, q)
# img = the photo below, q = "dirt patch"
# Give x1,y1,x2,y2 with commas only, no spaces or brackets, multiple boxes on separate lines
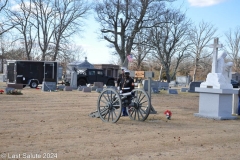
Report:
0,82,240,160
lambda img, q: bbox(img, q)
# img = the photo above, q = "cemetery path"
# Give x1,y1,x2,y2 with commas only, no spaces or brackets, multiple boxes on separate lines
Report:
0,83,240,160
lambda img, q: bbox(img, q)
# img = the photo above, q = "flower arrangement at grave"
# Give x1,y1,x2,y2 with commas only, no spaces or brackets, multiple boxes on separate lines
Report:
0,89,4,94
164,110,172,120
7,89,23,95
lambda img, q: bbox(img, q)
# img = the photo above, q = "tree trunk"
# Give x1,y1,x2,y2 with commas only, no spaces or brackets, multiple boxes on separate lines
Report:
159,65,162,81
122,57,129,69
165,67,171,83
166,73,171,83
192,62,197,82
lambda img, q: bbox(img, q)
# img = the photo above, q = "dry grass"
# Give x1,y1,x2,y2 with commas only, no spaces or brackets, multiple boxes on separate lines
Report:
0,82,240,160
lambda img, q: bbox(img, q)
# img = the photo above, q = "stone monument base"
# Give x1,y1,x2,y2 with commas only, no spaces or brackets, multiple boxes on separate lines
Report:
200,73,233,89
194,87,238,120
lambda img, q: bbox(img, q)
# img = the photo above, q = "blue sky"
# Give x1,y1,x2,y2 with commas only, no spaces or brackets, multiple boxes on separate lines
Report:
76,0,240,64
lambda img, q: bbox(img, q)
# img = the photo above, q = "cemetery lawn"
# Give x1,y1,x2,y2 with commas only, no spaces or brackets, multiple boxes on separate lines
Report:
0,82,240,160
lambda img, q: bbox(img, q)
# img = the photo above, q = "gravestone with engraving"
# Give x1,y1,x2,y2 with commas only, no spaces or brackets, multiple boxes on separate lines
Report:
169,81,176,87
151,87,160,93
64,86,72,91
188,82,202,93
96,88,103,93
93,82,103,88
83,87,91,92
180,88,188,92
57,85,65,91
158,82,169,90
142,79,158,91
7,84,23,89
42,81,56,91
78,86,87,91
176,76,190,87
91,86,98,91
168,89,178,94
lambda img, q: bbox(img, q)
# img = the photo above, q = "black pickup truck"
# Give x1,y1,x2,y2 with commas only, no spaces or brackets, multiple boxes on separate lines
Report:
65,68,115,86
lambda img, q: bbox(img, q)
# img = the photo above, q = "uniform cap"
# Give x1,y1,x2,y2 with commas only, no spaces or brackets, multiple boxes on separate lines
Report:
124,69,130,73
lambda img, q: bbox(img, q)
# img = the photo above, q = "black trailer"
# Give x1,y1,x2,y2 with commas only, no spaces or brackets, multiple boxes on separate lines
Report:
6,60,59,88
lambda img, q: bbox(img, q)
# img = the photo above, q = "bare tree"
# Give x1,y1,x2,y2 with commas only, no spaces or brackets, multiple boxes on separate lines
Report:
30,0,56,61
0,0,15,36
57,44,86,72
0,0,8,12
4,48,26,60
51,0,91,61
149,9,191,82
225,26,240,72
189,21,217,81
6,0,36,60
94,0,173,68
5,0,90,61
177,57,192,76
131,30,151,70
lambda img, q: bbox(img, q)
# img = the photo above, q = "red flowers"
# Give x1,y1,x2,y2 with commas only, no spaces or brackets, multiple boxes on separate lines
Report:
164,110,172,120
0,90,4,94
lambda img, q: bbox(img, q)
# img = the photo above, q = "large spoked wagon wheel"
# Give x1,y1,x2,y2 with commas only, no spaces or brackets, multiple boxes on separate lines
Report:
127,89,150,121
97,88,122,123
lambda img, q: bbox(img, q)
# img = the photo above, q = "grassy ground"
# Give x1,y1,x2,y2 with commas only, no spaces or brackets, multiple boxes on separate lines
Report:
1,82,240,160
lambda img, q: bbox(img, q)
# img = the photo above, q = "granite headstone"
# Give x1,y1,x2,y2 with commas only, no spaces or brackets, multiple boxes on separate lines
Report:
188,82,202,93
168,89,178,94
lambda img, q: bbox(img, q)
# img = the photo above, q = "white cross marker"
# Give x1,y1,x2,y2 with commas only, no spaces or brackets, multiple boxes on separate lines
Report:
208,38,223,73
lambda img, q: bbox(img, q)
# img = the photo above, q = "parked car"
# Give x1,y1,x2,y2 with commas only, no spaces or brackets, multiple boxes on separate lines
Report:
231,79,239,88
64,68,115,87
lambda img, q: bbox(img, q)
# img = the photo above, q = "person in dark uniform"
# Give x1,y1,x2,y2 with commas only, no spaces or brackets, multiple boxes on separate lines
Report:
121,70,134,93
117,67,125,90
120,69,134,116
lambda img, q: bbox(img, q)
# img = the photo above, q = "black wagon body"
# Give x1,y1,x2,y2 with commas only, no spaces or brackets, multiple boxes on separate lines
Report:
6,60,58,88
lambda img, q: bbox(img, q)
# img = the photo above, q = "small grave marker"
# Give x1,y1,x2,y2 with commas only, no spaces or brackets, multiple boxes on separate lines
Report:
93,82,103,88
78,86,87,91
83,87,91,92
42,81,57,91
7,84,23,89
151,87,159,93
57,85,65,90
159,82,169,90
180,88,188,92
96,88,103,93
91,86,98,91
168,89,178,94
64,86,72,91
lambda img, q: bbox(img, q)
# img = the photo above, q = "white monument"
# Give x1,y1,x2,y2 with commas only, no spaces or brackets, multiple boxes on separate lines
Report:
200,38,233,89
194,38,238,120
